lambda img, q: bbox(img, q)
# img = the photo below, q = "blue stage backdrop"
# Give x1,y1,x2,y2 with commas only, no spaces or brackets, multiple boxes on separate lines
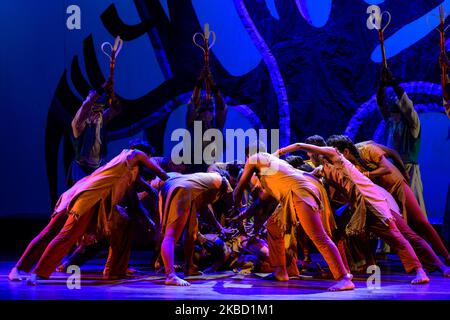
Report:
0,0,448,224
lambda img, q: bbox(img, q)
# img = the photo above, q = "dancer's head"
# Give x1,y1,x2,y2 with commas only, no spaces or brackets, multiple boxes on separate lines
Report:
129,138,155,156
285,155,314,172
326,135,371,171
160,157,187,173
226,162,243,188
87,91,108,123
285,155,304,169
326,135,356,161
215,169,234,204
304,135,326,167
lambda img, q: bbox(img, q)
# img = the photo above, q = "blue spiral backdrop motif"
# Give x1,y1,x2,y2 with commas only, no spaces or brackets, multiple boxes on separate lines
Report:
0,0,448,223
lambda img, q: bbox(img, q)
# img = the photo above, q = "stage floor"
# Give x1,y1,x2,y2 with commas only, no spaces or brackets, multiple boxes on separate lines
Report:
1,252,449,300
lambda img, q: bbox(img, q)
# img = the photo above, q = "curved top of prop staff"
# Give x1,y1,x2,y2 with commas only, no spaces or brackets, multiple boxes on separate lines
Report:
193,23,216,53
428,5,450,32
366,5,390,32
101,36,124,60
372,11,391,32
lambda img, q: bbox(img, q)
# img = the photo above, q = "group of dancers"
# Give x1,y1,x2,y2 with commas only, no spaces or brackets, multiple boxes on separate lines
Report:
7,63,450,292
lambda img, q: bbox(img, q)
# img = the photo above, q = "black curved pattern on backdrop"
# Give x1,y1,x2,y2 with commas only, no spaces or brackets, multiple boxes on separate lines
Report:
45,0,445,205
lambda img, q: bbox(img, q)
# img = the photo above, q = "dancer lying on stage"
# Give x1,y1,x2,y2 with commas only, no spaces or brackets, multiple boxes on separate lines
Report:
276,141,430,284
326,135,450,273
195,228,272,274
9,146,169,284
233,149,355,291
159,171,233,286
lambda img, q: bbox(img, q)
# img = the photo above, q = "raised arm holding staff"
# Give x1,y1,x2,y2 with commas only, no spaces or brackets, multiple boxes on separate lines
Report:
101,36,123,106
367,5,391,68
67,36,125,186
186,24,228,171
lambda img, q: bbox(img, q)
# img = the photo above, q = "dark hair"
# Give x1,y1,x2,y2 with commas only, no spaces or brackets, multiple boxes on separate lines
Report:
216,169,231,195
305,135,327,147
389,103,401,113
128,139,155,156
326,135,371,171
226,162,243,178
285,155,305,169
299,163,315,172
216,169,231,181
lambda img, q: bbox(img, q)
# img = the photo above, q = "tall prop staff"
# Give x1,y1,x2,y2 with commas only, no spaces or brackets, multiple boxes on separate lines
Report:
437,5,450,116
193,23,216,106
428,5,450,117
367,5,391,68
101,36,124,105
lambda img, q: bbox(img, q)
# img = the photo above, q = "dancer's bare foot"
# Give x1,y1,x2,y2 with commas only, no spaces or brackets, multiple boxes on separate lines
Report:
165,274,191,286
272,267,289,281
184,265,203,276
154,259,161,270
126,268,137,275
287,263,300,278
8,267,24,281
26,274,46,286
411,268,430,284
56,263,67,272
328,274,355,291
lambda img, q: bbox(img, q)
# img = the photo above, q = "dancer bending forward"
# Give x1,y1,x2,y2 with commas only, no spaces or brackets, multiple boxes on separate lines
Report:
277,142,430,284
159,172,233,286
233,151,354,291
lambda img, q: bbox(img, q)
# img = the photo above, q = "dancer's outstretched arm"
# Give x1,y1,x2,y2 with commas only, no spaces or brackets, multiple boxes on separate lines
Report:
275,143,338,162
356,141,409,182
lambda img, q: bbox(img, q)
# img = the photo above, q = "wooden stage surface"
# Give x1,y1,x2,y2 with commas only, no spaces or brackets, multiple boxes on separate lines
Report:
1,252,449,300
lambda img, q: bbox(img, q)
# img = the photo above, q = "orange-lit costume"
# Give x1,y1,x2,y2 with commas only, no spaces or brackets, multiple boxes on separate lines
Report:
358,143,450,261
247,153,348,280
16,150,140,278
319,153,423,273
159,172,232,275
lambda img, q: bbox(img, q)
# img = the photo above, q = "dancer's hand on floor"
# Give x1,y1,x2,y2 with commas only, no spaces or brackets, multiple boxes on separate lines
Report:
219,226,238,239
